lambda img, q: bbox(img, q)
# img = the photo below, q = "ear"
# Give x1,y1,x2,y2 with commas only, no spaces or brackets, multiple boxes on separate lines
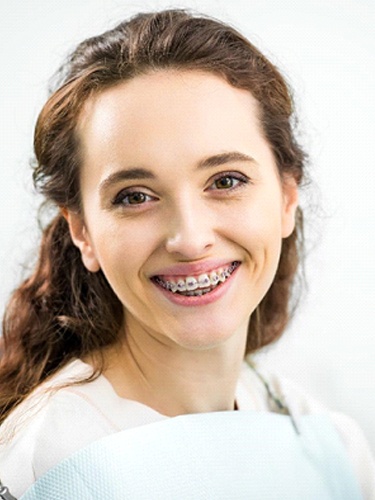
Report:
61,208,100,272
281,175,299,238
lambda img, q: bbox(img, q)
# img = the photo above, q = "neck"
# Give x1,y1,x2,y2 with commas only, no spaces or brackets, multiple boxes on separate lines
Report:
99,320,248,417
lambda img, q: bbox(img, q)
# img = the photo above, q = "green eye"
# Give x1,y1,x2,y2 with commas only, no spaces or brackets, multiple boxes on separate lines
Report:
126,192,147,204
215,176,235,189
207,172,250,193
112,190,153,206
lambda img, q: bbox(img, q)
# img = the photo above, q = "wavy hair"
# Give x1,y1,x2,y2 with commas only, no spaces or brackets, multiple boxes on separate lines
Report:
0,9,306,423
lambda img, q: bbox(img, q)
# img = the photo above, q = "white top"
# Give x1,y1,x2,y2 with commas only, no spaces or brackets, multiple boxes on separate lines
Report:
0,359,374,499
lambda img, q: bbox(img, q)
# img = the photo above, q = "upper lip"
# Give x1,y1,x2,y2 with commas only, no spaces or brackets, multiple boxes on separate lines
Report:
150,259,239,278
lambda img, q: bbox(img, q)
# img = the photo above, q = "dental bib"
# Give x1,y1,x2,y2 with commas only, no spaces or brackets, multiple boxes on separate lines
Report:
21,411,362,499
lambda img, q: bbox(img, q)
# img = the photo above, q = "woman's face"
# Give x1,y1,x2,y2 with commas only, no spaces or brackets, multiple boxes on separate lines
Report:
68,71,298,350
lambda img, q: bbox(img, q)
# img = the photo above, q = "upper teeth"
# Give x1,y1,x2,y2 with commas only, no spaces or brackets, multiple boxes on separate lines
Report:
163,264,236,293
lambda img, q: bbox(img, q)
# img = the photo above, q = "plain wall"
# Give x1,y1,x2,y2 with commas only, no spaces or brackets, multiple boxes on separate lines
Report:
1,0,374,451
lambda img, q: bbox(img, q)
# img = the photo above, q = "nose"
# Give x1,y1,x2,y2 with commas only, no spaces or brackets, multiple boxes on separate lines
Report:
165,197,215,259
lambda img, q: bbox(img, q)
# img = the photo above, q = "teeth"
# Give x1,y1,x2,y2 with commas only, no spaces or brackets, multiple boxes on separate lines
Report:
156,261,239,295
177,280,187,292
218,268,226,283
209,271,220,286
185,277,199,291
198,274,211,289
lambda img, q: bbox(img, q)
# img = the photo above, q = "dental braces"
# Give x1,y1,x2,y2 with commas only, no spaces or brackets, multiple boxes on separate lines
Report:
156,261,240,294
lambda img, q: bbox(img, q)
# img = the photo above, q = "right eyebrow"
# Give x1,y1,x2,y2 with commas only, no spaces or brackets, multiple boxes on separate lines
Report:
197,151,257,170
99,168,155,195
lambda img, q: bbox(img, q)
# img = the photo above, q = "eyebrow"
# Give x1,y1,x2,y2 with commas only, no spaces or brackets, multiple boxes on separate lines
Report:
99,168,155,195
99,151,257,194
197,151,257,169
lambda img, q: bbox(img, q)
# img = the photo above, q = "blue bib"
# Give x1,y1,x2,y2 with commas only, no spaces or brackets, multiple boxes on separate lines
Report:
21,411,363,499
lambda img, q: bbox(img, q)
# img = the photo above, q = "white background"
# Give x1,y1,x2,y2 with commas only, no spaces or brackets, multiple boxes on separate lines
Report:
0,0,374,451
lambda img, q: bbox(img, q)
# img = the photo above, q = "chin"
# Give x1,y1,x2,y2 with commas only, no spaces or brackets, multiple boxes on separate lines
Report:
165,317,249,352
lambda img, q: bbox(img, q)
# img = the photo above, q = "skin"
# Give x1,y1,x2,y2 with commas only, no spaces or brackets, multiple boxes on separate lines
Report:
66,70,298,416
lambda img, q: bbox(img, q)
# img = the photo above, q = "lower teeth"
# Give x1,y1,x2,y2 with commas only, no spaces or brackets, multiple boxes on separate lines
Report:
180,288,212,297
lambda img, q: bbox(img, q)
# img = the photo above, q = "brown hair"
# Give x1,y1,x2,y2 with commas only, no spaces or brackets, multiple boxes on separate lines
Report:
0,9,306,423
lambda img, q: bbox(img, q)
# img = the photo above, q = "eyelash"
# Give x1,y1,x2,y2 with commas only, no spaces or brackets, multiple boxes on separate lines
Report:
111,172,250,207
207,172,250,192
112,190,155,206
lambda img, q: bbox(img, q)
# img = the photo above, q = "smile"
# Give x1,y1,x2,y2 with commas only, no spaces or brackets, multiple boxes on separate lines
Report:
152,261,240,297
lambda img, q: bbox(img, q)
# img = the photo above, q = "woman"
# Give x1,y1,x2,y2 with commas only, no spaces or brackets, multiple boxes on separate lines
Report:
0,9,373,499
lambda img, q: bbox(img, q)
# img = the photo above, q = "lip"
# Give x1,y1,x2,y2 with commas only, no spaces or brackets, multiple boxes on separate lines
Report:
150,259,237,278
151,262,240,307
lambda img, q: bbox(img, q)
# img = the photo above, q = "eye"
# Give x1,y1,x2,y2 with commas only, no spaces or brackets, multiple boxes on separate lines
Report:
214,176,238,189
112,190,155,206
207,172,250,192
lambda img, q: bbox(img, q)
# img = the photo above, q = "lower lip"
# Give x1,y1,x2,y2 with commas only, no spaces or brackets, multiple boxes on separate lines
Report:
151,264,240,307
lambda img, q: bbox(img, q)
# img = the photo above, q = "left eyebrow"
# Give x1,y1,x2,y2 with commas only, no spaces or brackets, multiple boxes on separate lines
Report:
99,168,155,195
197,151,258,169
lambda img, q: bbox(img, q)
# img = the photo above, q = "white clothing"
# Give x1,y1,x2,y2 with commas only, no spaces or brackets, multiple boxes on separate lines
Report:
0,358,374,499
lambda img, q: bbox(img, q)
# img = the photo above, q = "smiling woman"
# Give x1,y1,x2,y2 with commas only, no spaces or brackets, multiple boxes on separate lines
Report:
0,8,373,500
66,71,297,354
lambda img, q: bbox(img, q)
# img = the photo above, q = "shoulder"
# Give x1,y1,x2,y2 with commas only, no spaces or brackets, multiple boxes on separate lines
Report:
238,359,375,499
0,359,166,497
0,360,117,497
0,360,95,445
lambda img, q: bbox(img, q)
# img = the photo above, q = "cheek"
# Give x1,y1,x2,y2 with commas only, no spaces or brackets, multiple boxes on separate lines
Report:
224,198,284,295
88,215,160,279
224,198,284,253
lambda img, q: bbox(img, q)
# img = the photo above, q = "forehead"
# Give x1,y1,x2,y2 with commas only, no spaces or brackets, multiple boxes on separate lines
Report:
76,70,271,173
79,69,259,120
